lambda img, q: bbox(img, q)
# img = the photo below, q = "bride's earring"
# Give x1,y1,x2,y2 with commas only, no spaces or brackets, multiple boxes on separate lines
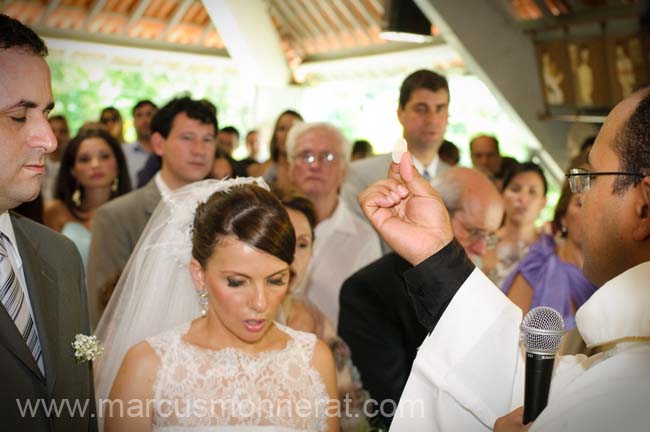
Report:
199,289,209,316
111,177,119,192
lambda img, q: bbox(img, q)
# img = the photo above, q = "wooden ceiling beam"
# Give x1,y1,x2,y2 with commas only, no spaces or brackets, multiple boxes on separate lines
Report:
39,0,61,26
331,0,373,45
268,4,310,56
271,0,316,53
126,0,148,31
302,0,343,50
84,0,107,29
163,0,192,38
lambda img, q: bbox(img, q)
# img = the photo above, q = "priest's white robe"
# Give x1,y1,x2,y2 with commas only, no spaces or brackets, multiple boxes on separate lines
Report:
391,261,650,431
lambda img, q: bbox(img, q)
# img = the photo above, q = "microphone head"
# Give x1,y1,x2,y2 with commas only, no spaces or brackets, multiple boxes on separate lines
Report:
520,307,565,355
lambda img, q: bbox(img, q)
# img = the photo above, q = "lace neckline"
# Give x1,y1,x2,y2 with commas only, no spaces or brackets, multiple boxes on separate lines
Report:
175,321,299,359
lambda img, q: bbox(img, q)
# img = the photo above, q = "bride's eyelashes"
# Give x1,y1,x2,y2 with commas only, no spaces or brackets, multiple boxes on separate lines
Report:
226,277,245,288
268,276,287,286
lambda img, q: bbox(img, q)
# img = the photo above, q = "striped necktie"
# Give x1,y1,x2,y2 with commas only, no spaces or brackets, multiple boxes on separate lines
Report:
0,233,43,375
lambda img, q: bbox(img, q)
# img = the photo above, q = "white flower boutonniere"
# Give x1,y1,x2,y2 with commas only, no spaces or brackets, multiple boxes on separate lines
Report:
72,334,103,363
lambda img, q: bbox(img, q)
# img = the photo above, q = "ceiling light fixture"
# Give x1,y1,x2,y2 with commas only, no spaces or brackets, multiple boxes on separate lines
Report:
380,0,433,44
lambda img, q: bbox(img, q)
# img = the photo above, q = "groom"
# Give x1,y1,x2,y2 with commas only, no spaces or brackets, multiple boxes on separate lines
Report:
0,15,96,430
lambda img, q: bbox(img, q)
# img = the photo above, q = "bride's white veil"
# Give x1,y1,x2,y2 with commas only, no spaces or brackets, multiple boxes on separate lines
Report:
93,177,269,406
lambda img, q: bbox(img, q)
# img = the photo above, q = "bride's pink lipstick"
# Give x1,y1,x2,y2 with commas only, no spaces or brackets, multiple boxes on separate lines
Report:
243,319,266,333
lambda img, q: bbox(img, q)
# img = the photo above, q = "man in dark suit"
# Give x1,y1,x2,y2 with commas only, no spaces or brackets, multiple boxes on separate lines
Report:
338,167,503,426
0,14,96,430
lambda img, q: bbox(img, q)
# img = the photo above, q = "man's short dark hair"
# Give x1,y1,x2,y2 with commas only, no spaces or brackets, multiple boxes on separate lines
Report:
132,99,158,115
0,14,48,56
439,140,460,165
399,69,449,108
220,126,240,138
613,88,650,194
150,96,218,138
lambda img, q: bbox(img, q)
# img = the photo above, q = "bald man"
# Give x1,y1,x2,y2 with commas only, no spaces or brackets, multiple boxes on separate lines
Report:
338,167,502,426
470,135,519,189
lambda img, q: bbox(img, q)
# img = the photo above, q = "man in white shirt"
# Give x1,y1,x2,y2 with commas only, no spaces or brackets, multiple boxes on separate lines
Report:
87,97,217,328
122,100,157,188
341,69,451,223
358,86,650,431
287,122,381,324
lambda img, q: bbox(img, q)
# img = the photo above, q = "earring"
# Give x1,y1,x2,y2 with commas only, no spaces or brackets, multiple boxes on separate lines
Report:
199,289,209,316
111,177,119,193
72,187,81,207
560,225,568,236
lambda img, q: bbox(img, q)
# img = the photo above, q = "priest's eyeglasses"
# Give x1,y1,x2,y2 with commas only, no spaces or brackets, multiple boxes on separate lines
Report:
565,168,646,194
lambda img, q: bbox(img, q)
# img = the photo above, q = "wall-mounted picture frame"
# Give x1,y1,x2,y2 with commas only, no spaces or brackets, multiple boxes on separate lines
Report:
566,38,610,108
605,34,647,103
536,41,574,107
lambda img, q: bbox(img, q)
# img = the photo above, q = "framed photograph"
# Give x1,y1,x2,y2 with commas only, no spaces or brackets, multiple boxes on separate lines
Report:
536,41,574,107
566,38,610,108
605,35,647,103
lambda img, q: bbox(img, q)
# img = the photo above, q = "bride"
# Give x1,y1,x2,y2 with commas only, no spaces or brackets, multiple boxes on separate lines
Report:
94,178,339,431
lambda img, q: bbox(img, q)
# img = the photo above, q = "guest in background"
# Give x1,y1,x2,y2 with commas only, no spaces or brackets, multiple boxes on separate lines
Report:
249,109,303,190
42,114,71,202
209,148,235,180
216,125,240,156
481,162,547,287
351,139,373,161
438,139,460,166
44,128,131,267
342,70,452,222
234,129,261,176
287,122,381,325
100,106,125,145
501,170,597,329
135,99,217,188
469,134,519,190
245,129,261,161
123,100,157,188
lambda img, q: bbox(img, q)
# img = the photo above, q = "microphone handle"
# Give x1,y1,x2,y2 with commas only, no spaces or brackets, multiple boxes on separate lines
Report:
523,352,555,424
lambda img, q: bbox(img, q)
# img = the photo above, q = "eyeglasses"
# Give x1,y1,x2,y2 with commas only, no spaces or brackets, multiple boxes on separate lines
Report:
566,168,646,193
454,217,498,248
294,151,339,166
466,228,499,249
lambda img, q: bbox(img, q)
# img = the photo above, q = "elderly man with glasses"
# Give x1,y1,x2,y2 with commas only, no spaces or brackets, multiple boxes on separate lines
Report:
358,86,650,432
286,122,381,326
338,167,503,427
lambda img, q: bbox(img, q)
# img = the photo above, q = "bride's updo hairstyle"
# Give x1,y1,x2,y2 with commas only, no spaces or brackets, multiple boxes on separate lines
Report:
192,184,296,268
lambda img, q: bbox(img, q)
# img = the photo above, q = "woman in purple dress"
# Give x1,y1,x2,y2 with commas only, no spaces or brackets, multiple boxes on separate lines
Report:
501,178,597,329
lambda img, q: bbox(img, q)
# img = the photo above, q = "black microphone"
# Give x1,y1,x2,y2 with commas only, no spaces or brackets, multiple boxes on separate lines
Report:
519,306,565,424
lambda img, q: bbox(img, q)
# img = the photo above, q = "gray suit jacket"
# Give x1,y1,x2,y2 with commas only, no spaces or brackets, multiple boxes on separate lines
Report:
341,153,450,252
1,213,96,431
87,179,161,329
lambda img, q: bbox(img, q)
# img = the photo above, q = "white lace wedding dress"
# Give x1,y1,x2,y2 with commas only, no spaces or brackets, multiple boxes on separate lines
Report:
146,322,330,431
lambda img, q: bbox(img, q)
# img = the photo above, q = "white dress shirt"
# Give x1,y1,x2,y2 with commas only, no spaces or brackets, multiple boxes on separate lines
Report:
0,212,40,335
305,199,382,325
154,171,172,201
